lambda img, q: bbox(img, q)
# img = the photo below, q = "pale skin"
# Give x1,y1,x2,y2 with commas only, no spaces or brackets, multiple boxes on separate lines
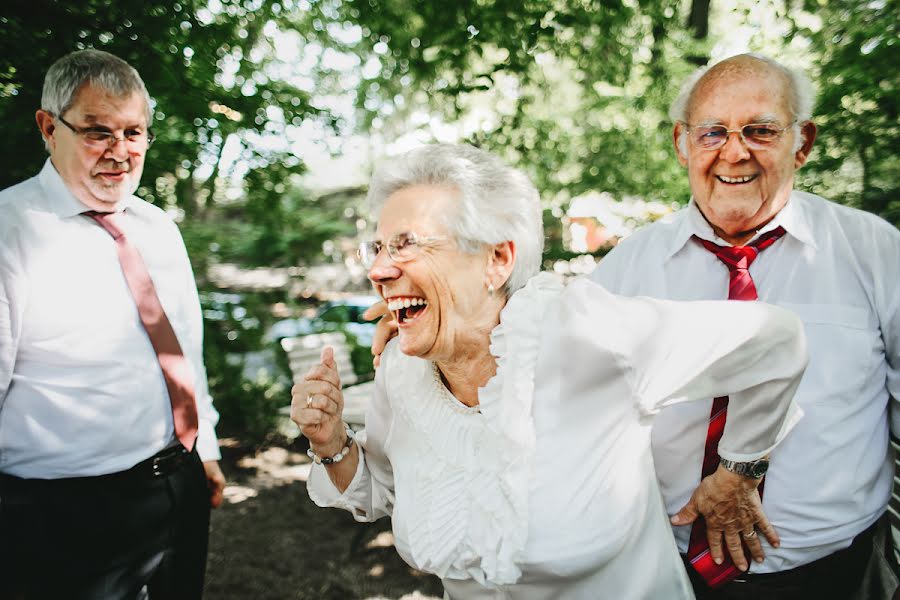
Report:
293,185,515,490
37,84,226,508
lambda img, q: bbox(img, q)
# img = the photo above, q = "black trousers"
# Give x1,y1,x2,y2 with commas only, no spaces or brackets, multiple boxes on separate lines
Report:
0,447,211,600
685,516,896,600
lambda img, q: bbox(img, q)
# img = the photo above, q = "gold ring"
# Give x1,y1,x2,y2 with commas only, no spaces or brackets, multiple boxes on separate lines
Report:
306,394,313,408
742,530,757,539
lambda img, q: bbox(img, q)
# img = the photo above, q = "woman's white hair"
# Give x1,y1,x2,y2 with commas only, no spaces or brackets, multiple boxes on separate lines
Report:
366,144,544,297
41,49,152,147
670,53,816,154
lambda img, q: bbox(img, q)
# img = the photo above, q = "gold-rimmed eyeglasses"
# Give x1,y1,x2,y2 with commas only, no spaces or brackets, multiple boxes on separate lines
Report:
685,121,796,151
55,114,155,149
358,232,448,268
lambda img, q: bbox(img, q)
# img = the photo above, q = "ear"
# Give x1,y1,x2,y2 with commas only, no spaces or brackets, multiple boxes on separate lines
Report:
486,240,516,291
35,110,57,149
673,122,689,167
794,120,817,169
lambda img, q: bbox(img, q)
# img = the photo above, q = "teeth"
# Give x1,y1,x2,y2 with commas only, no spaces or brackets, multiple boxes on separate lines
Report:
718,174,754,183
387,297,427,312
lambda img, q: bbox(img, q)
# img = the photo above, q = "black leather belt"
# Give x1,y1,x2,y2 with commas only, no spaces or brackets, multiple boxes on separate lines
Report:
0,445,192,494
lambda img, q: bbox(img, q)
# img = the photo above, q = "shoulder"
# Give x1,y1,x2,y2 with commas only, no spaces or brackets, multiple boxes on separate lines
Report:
590,206,687,284
0,175,45,248
793,191,900,257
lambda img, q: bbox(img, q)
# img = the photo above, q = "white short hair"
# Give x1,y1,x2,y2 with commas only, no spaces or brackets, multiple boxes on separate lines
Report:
366,144,544,296
41,49,152,150
670,54,815,154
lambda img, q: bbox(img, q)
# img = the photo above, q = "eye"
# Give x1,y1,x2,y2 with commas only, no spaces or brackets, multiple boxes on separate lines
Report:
745,125,779,140
698,127,726,139
83,129,114,142
124,129,144,140
391,233,415,252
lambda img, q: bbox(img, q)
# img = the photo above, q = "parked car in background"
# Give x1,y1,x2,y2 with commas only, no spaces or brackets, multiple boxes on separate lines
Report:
265,295,380,348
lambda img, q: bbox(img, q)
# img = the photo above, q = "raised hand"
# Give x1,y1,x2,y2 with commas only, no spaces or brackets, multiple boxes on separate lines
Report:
290,346,345,453
362,300,397,368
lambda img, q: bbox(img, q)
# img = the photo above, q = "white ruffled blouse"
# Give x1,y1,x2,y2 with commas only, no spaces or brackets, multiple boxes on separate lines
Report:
307,273,806,599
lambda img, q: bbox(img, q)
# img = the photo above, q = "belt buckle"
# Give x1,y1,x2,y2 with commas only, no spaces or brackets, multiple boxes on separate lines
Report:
151,448,185,477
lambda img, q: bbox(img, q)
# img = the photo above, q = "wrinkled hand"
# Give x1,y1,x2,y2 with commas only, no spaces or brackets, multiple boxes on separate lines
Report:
362,300,397,368
290,346,345,452
203,460,226,508
670,465,778,571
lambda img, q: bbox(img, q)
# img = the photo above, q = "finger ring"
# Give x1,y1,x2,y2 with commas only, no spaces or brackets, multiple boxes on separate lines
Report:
742,530,757,539
306,394,313,408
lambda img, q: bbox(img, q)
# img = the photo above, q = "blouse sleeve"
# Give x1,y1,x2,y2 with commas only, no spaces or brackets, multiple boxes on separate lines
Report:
564,277,807,462
306,348,396,521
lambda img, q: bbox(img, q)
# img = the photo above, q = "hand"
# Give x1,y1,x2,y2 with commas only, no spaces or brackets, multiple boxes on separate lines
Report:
670,465,778,571
362,300,397,368
290,346,345,452
203,460,226,508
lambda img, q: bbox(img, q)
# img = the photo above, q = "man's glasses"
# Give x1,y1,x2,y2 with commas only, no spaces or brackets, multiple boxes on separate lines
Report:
55,114,155,149
685,121,795,150
358,232,448,268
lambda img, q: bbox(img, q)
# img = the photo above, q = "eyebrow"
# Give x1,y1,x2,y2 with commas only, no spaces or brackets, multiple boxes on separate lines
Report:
79,114,146,129
693,114,784,127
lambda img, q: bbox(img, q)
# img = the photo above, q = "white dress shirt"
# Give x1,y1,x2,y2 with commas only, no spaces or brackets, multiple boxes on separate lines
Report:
0,160,220,478
591,191,900,573
308,273,806,599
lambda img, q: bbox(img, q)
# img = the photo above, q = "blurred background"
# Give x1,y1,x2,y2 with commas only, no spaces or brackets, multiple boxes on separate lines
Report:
1,1,896,597
1,0,896,442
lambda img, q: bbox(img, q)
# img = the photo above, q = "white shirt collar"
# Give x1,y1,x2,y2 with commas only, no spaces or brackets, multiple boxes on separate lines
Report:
663,192,818,260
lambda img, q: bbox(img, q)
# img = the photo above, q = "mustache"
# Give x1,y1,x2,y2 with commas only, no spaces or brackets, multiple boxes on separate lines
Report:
95,159,131,172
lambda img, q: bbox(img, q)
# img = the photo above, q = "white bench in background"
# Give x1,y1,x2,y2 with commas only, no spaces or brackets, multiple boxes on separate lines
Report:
278,332,374,432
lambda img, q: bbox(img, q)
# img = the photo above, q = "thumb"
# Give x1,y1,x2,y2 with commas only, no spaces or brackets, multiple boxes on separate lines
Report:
321,345,335,367
670,499,700,526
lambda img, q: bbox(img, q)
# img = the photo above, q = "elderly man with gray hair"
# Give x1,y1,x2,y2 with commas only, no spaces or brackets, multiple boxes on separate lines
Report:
0,49,224,599
592,53,900,599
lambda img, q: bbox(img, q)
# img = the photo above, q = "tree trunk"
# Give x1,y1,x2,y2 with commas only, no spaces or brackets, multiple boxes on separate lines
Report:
686,0,711,66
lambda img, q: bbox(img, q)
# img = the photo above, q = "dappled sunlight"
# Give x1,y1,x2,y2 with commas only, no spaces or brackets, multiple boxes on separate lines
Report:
366,530,396,549
222,485,258,505
361,592,442,600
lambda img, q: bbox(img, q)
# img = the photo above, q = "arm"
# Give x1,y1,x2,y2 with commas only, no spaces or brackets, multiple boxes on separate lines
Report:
172,224,224,507
292,346,395,521
564,278,806,569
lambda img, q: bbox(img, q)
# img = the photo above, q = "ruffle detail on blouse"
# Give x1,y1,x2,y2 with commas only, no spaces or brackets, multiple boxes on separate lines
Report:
389,272,563,585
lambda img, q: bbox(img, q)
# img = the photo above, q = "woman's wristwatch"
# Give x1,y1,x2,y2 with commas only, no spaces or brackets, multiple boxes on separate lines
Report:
719,457,769,479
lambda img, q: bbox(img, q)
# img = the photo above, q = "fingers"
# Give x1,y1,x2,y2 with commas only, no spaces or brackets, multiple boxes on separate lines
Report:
371,312,398,359
755,510,779,549
720,528,749,571
320,345,335,368
203,461,226,509
361,300,389,321
670,500,700,526
740,528,765,565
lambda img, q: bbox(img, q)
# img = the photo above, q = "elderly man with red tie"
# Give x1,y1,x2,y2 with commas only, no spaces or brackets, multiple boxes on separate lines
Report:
0,49,224,599
591,53,900,599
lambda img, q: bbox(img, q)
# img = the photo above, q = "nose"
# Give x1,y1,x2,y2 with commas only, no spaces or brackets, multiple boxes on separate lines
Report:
719,130,751,162
105,137,131,161
367,250,401,284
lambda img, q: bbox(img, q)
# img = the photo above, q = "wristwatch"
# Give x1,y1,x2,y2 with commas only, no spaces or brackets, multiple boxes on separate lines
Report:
719,457,769,479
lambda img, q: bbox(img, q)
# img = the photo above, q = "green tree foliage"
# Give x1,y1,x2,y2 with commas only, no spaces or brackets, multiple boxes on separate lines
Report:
794,0,899,226
0,0,358,268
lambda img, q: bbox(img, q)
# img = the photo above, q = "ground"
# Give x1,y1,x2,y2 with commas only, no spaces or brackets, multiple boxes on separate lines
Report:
203,437,444,600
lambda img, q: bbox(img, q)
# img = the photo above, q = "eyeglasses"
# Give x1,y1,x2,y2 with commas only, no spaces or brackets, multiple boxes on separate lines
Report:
685,121,795,150
358,232,448,268
55,114,155,149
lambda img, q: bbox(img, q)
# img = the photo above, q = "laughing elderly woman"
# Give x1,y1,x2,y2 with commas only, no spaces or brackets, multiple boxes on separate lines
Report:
291,144,806,599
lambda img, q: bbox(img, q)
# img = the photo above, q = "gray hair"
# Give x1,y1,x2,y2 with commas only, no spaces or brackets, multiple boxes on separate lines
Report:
670,53,815,154
41,49,152,136
366,144,544,297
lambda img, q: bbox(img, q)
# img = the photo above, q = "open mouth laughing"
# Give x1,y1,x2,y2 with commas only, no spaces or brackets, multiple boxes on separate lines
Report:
387,296,429,325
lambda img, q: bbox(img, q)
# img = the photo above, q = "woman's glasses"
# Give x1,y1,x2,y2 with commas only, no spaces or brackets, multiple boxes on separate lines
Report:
358,232,448,268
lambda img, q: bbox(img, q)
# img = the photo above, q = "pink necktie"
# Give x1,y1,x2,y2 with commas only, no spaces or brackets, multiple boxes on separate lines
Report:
86,211,199,452
687,226,786,588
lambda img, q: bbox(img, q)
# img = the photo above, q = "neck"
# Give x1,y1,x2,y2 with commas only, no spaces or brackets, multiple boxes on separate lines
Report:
436,350,497,407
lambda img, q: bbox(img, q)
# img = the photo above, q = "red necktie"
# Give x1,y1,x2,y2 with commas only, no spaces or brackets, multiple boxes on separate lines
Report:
86,211,199,452
686,226,786,588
